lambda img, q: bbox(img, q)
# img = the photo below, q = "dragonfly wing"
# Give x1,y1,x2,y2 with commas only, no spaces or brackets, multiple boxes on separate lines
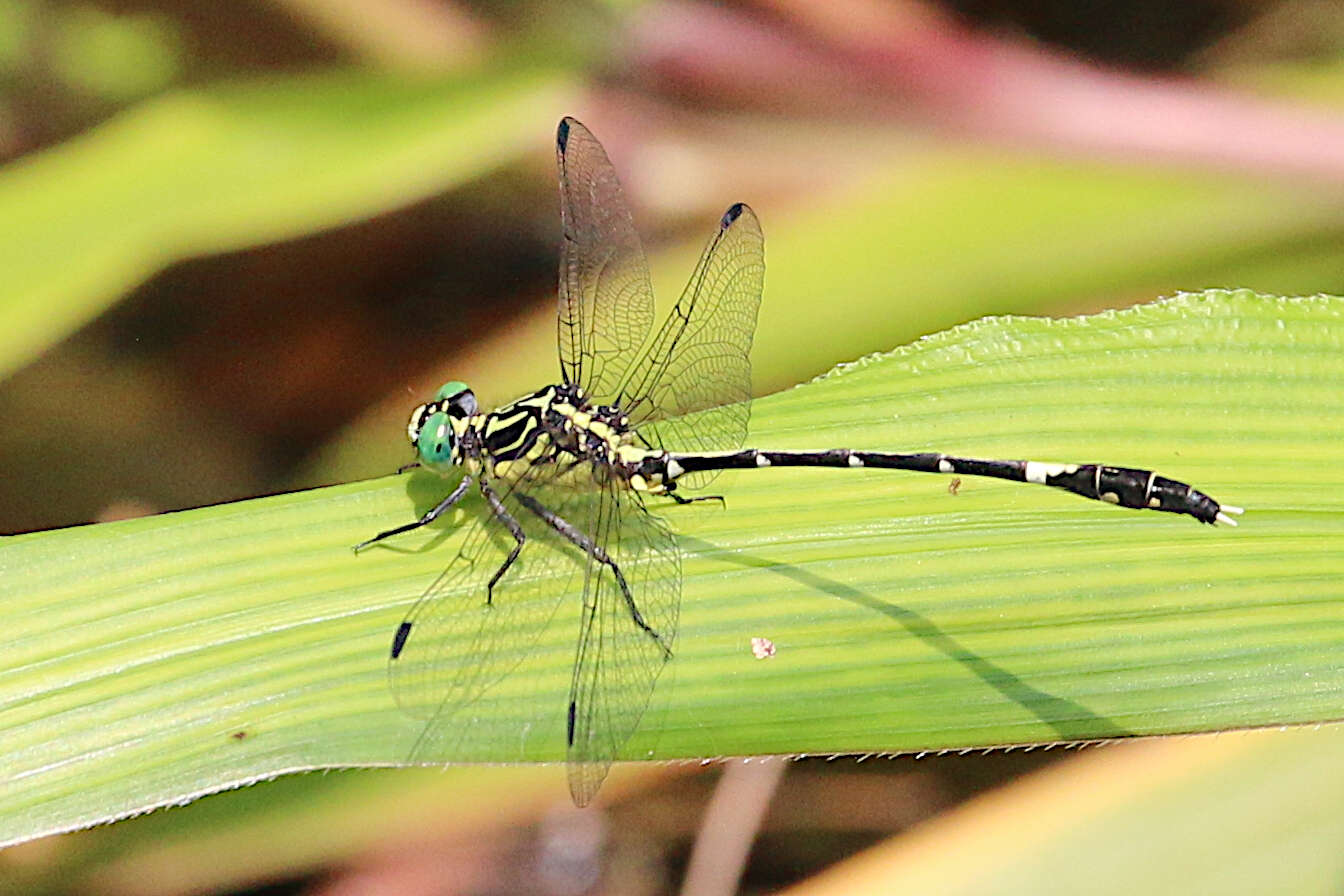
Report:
556,117,656,402
620,203,765,487
564,483,681,805
388,474,587,761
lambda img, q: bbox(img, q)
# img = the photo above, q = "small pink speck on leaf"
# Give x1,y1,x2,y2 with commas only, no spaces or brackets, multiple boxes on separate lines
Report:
750,637,776,659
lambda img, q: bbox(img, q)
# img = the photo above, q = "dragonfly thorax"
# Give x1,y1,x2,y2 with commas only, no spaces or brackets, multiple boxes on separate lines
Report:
453,383,670,493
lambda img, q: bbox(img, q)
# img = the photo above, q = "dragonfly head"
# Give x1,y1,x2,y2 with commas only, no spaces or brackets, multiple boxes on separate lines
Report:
407,382,477,473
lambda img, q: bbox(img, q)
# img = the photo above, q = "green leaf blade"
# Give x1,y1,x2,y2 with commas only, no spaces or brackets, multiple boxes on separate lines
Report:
1,289,1340,844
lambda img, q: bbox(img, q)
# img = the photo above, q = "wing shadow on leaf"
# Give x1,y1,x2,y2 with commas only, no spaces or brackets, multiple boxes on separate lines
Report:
680,534,1133,742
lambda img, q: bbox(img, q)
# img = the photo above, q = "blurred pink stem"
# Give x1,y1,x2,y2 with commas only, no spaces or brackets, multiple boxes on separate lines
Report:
680,758,786,896
632,0,1344,183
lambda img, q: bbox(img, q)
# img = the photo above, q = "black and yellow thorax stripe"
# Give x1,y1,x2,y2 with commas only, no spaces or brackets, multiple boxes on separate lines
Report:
468,384,673,493
478,386,557,462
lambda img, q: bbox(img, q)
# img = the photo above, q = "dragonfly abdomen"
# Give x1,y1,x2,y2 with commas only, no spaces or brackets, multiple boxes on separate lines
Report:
660,448,1241,525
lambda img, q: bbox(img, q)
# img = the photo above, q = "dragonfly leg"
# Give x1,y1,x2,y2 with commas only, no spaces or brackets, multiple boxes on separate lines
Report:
515,493,671,656
478,478,527,605
353,475,473,551
664,483,725,507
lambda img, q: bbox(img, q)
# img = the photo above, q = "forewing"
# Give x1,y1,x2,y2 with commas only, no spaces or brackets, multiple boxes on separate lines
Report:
388,474,588,761
566,484,681,805
620,203,765,486
556,117,656,401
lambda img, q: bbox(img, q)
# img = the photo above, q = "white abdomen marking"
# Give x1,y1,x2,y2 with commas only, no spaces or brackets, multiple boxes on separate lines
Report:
1025,461,1078,485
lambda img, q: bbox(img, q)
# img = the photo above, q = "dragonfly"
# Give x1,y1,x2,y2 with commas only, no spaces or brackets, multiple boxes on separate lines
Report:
358,116,1242,806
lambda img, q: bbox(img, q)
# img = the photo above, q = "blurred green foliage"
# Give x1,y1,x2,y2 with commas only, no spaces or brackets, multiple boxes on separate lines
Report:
48,5,182,102
0,66,571,381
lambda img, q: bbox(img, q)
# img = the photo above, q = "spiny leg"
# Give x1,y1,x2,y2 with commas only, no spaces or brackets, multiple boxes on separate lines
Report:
354,474,473,552
665,484,724,507
514,492,671,657
387,475,526,662
478,478,527,604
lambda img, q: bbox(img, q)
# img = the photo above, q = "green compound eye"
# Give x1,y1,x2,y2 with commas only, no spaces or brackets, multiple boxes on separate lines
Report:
414,411,456,471
435,381,471,402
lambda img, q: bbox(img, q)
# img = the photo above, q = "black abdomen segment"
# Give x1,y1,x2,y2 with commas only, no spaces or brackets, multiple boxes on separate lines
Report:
663,449,1242,525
